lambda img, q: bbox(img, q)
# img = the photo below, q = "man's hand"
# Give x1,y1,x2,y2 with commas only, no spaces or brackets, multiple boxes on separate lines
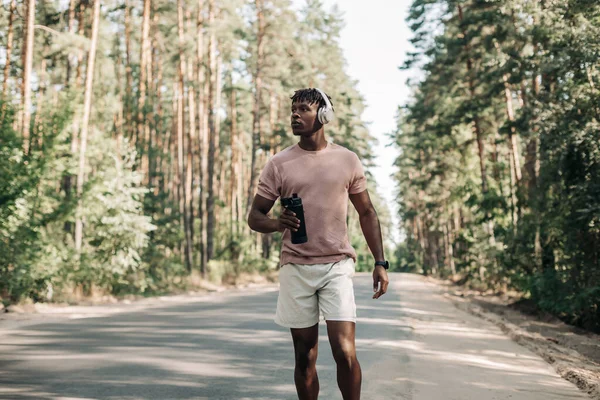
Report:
372,266,389,299
277,207,301,233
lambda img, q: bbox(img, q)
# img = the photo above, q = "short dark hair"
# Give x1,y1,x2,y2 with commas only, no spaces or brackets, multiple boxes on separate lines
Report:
290,88,334,110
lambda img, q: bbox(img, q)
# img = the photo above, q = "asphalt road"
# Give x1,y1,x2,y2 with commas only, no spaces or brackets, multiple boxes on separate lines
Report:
0,273,590,400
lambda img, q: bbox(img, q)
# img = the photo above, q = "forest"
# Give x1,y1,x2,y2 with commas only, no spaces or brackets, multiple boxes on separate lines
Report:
1,0,598,333
0,0,393,303
395,0,600,332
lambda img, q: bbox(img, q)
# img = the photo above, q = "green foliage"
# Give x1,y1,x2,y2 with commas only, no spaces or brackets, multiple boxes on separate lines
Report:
74,135,156,294
398,0,600,332
0,100,155,302
0,102,75,302
1,0,387,307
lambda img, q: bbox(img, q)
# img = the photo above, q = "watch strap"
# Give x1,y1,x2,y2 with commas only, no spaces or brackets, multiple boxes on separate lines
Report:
374,260,389,270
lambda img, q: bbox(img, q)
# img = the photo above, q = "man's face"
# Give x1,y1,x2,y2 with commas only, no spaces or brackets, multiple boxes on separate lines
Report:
291,100,321,136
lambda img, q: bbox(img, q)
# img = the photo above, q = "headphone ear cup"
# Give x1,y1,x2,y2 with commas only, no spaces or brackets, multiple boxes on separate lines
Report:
319,106,333,124
318,106,334,124
324,107,334,124
318,107,327,124
314,88,334,125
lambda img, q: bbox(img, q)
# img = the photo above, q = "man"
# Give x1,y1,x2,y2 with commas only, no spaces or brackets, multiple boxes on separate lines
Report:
247,88,390,400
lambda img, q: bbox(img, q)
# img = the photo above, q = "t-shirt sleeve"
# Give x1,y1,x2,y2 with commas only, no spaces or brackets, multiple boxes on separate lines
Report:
256,159,281,201
348,153,367,194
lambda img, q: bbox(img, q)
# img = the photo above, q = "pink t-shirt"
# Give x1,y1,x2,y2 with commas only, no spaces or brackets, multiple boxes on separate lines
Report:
256,141,367,266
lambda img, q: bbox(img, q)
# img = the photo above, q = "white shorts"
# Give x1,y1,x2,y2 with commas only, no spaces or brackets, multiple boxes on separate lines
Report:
274,257,357,329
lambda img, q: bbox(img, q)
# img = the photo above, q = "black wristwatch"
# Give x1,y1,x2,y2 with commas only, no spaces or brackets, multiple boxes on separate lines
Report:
374,260,389,270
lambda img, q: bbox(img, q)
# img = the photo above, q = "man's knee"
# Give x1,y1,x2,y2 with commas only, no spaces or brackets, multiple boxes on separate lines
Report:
294,342,318,371
291,324,319,371
332,342,356,366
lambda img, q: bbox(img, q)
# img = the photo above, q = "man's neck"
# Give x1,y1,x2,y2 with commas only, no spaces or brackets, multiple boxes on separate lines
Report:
298,131,327,151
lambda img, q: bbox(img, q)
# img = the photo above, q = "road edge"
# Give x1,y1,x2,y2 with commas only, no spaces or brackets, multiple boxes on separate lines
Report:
439,288,600,400
0,281,280,331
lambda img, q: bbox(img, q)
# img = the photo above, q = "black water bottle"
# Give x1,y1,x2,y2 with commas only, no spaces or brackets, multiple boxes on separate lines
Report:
281,193,308,244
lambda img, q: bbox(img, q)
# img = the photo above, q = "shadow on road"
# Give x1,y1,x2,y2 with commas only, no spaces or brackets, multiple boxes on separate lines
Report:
0,289,300,400
0,273,589,399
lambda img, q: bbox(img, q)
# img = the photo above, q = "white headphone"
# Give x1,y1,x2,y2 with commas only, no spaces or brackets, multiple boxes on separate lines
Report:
315,88,335,124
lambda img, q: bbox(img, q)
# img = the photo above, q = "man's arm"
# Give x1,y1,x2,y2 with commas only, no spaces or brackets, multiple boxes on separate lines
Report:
349,188,389,299
247,194,279,233
349,189,385,262
247,194,301,234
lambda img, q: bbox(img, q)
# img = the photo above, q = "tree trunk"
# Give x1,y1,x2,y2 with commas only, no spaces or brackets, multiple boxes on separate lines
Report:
21,0,36,154
520,3,545,264
62,0,82,238
2,0,16,100
529,72,543,263
502,75,520,227
524,74,541,201
75,0,101,252
33,54,47,150
458,5,487,194
246,0,265,212
196,0,207,277
165,83,177,211
430,229,439,275
206,0,217,261
201,72,210,269
213,54,223,225
74,1,87,151
445,220,456,275
65,0,76,86
75,3,86,89
498,71,521,229
185,7,196,273
218,156,226,251
173,83,184,263
124,0,133,142
177,0,192,271
154,51,164,196
139,0,151,185
113,31,124,148
491,125,502,194
418,215,427,273
215,55,222,156
227,75,234,236
167,82,177,208
261,91,277,260
150,10,160,193
228,72,239,242
502,74,522,183
508,134,517,231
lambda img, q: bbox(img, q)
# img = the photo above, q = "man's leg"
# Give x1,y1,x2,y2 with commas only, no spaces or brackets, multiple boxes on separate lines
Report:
291,323,320,400
326,320,361,400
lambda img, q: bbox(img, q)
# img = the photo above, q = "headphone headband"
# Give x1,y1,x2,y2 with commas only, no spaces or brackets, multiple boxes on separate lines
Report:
315,88,333,110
